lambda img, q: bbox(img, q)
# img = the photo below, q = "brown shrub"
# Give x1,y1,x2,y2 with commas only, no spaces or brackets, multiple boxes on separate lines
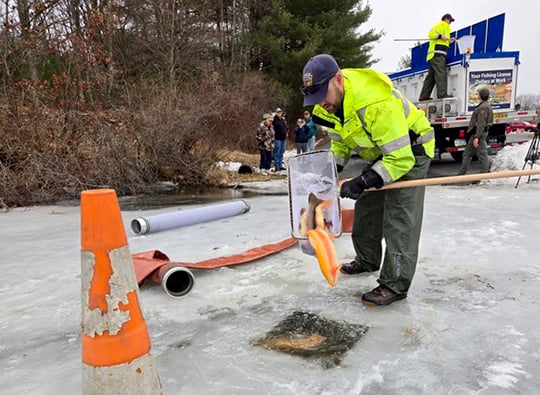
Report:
0,71,283,207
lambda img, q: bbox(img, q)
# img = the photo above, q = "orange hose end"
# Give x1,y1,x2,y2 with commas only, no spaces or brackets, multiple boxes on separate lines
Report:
341,208,354,233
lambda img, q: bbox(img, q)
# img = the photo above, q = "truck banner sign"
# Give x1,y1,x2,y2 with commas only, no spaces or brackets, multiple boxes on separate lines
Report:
468,69,513,111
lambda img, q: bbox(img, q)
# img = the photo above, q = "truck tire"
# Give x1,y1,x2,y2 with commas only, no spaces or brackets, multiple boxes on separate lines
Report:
450,151,463,162
450,151,479,162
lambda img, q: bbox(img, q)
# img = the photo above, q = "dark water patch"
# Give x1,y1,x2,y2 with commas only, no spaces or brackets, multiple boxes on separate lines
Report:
255,311,368,368
55,184,286,210
117,186,287,210
117,187,242,210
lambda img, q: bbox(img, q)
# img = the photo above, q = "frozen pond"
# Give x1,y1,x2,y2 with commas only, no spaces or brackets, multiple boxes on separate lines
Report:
1,144,540,394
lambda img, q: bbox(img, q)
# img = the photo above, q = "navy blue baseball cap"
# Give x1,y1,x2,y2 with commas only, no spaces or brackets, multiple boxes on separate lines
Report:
442,13,455,22
301,54,340,106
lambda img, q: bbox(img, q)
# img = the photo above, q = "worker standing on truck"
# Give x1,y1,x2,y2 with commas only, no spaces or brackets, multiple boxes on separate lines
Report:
457,88,493,176
419,13,456,101
301,54,434,307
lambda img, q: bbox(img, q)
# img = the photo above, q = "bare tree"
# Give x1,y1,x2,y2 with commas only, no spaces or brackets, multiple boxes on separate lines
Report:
516,94,540,111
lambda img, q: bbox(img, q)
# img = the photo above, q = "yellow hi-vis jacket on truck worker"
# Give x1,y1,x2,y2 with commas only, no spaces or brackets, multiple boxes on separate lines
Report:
426,19,452,61
310,68,435,185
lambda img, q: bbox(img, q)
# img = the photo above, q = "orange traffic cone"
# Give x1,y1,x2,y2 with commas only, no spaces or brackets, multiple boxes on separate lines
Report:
81,189,162,394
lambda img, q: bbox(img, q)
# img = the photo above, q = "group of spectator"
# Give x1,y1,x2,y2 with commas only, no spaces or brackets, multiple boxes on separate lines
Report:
255,107,319,174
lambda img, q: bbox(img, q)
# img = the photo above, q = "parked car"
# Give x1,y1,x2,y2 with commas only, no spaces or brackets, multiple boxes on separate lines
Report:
505,121,536,133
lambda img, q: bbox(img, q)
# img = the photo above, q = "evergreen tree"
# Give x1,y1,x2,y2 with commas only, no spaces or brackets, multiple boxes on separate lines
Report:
248,0,381,108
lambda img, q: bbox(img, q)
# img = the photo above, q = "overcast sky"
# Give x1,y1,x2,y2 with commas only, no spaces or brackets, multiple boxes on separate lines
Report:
363,1,540,95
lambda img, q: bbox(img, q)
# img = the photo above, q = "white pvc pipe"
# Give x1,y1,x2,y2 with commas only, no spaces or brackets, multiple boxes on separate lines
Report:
131,200,251,235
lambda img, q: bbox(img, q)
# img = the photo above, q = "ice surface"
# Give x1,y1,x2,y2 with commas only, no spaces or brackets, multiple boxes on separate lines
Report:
1,144,540,394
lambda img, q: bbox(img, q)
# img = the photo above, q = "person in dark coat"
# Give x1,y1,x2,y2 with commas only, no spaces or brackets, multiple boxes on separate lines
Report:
293,118,309,154
272,108,288,171
457,88,493,175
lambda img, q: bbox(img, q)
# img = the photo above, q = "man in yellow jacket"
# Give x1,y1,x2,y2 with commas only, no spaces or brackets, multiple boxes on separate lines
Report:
419,13,456,101
301,54,434,306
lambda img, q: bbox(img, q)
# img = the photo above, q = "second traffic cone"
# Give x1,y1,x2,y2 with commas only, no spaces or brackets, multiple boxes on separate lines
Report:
81,189,162,394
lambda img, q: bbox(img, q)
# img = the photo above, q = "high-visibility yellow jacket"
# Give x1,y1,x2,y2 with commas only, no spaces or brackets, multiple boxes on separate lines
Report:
426,20,452,61
311,69,434,184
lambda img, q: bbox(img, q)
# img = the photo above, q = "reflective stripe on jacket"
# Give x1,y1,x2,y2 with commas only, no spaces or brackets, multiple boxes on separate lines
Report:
426,20,452,61
311,69,434,184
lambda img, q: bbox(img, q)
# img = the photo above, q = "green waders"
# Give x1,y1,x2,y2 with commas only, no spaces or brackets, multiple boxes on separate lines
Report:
458,135,490,175
351,155,431,294
419,54,448,99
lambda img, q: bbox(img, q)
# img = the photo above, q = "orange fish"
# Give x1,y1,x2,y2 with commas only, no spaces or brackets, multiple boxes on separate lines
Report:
299,193,323,236
299,193,332,236
306,227,342,287
314,199,334,238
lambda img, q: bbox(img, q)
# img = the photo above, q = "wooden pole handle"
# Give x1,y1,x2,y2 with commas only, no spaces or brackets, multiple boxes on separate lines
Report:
377,168,540,190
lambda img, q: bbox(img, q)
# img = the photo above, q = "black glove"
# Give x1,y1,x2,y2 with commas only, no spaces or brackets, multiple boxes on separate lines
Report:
340,169,384,200
336,164,344,173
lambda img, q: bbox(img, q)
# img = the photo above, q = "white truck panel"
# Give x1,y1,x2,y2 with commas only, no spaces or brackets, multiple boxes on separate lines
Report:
391,56,518,117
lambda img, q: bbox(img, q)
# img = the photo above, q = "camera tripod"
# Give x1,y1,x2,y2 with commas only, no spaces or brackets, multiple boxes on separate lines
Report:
515,125,540,188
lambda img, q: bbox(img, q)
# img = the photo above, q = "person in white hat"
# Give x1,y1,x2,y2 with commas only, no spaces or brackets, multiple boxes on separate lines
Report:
256,113,275,174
